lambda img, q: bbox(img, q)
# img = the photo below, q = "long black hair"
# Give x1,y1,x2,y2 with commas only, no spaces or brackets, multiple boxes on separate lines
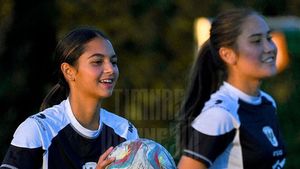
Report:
179,8,257,148
40,27,109,111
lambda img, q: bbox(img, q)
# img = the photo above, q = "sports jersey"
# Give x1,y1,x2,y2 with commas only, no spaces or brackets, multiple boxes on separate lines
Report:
183,82,286,169
1,98,139,169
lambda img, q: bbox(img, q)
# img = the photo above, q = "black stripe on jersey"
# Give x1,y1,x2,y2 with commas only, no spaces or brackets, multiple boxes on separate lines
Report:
1,145,44,169
48,123,126,169
183,127,236,167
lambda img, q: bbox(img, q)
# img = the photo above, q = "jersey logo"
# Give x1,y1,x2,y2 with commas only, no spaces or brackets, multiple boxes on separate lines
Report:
262,126,278,147
36,113,46,119
29,114,46,131
272,158,285,169
215,100,222,104
128,121,133,133
82,162,97,169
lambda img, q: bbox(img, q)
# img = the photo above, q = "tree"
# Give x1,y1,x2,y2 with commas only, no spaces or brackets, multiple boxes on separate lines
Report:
0,0,57,159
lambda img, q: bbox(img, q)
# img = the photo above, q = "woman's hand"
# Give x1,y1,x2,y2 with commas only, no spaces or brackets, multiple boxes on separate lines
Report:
96,147,116,169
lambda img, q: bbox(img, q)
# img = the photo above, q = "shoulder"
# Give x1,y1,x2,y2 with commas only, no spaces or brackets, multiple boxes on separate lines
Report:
203,85,239,113
11,116,42,148
192,106,237,136
192,88,241,136
11,101,69,148
101,109,139,140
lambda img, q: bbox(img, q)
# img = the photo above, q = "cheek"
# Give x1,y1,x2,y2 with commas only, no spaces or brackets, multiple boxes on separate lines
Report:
81,68,102,82
239,45,262,63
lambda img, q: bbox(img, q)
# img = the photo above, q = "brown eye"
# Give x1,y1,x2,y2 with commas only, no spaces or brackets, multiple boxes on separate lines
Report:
111,59,118,65
252,39,261,43
91,59,103,65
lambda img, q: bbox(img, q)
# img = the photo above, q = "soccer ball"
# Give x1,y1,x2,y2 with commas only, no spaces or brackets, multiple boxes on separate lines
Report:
105,138,176,169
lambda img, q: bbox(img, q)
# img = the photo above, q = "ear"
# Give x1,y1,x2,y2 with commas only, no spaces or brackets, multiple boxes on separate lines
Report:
61,62,76,82
219,47,237,65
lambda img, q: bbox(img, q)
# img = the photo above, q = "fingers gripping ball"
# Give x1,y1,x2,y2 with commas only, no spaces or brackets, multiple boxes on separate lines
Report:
105,138,176,169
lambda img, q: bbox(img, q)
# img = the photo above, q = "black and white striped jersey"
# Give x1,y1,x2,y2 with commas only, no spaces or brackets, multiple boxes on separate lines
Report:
1,98,139,169
183,82,286,169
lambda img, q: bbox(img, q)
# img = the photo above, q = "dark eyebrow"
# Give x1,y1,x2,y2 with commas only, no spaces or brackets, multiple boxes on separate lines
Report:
88,53,117,59
249,30,273,38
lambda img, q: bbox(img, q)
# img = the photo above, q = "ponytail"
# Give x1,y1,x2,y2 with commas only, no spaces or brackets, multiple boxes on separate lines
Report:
179,40,226,148
178,7,255,151
39,81,69,111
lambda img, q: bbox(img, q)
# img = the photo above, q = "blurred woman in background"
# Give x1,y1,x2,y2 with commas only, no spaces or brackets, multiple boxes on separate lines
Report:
178,8,286,169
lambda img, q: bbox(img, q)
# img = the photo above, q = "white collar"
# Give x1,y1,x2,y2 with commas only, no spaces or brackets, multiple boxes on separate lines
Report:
64,97,102,138
223,82,262,105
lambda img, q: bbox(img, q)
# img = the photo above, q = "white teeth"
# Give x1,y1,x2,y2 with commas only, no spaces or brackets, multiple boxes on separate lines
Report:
262,56,275,63
100,79,113,83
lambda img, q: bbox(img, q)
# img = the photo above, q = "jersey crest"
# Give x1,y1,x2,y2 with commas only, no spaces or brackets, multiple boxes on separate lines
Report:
82,162,97,169
262,126,278,147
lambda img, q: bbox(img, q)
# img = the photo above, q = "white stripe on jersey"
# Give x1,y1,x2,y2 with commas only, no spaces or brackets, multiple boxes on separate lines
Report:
183,149,213,166
0,164,19,169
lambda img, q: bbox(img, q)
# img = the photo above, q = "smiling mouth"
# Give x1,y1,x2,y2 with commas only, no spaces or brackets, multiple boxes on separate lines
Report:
99,79,113,84
262,56,276,63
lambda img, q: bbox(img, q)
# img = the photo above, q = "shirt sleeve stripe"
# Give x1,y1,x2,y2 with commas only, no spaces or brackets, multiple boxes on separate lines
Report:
0,164,19,169
183,149,213,166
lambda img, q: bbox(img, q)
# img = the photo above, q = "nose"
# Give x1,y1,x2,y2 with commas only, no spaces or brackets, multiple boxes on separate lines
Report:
103,60,114,74
264,39,277,54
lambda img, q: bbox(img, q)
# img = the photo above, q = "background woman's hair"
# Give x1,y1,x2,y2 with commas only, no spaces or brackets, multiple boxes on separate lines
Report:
39,27,108,111
179,8,257,148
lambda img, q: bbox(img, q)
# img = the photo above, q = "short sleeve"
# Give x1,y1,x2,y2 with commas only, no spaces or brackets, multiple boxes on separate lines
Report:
11,117,42,148
183,107,236,167
1,118,44,169
192,107,235,135
101,109,139,140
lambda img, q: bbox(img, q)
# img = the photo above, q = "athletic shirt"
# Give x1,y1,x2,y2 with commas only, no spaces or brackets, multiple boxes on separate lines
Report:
183,82,286,169
1,98,139,169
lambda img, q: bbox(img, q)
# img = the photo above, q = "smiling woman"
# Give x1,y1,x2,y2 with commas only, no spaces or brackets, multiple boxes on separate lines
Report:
65,37,119,106
178,8,286,169
0,27,139,169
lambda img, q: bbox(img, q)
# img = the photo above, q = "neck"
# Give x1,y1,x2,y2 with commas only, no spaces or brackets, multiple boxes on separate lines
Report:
69,94,102,130
226,77,261,96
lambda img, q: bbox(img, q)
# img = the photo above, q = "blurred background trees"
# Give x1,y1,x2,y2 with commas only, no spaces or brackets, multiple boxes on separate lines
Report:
0,0,299,168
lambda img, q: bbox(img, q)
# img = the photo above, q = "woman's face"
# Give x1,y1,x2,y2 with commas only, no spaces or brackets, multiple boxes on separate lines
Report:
234,14,277,81
72,37,119,99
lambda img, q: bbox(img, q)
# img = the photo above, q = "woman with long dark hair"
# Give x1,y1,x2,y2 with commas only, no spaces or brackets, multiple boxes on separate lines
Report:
1,27,139,169
178,8,286,169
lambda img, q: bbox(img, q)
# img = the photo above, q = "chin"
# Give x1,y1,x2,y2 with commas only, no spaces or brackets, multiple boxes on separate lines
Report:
101,92,113,98
263,69,277,78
